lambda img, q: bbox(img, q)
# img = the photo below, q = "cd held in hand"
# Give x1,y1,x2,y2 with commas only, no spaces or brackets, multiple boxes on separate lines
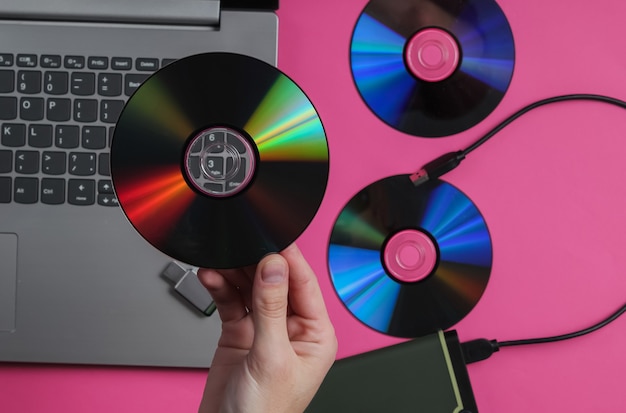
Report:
111,53,329,269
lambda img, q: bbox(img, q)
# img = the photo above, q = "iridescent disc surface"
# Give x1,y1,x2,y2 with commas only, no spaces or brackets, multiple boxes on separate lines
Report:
350,0,515,137
111,53,329,269
328,176,492,337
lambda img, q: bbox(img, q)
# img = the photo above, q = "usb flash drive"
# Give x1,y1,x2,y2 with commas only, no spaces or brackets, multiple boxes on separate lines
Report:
162,262,216,316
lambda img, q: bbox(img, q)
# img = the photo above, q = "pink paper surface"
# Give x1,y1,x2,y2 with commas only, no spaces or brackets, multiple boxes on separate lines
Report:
3,0,626,411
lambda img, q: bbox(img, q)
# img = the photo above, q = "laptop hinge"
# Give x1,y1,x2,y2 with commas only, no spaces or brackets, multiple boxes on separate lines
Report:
0,0,221,26
222,0,278,10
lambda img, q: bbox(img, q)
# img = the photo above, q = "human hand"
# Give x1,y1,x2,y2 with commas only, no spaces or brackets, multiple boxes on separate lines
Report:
197,243,338,413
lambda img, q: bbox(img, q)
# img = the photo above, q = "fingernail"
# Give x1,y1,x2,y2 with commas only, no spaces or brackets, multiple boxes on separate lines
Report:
261,258,287,284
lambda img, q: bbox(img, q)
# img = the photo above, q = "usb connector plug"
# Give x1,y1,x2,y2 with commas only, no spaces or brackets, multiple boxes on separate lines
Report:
410,151,466,186
162,262,216,316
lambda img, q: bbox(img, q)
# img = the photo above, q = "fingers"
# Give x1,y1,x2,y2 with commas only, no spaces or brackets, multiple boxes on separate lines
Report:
219,267,254,311
281,244,331,322
197,268,248,323
249,254,291,354
199,243,331,344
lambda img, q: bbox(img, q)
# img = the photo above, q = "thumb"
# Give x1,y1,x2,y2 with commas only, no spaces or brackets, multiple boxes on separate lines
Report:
250,255,290,353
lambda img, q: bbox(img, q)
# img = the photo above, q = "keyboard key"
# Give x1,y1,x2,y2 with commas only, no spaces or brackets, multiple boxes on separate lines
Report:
15,150,39,174
41,55,62,69
20,97,45,121
100,100,124,124
1,123,26,147
161,58,177,67
68,179,95,205
228,134,248,154
47,98,71,122
108,126,115,147
42,151,66,175
0,150,12,173
28,124,53,148
226,158,247,189
55,125,79,148
74,99,98,122
98,179,114,194
205,132,225,152
13,177,38,203
71,72,95,96
0,54,13,67
0,177,10,203
98,153,110,176
69,152,96,176
17,70,41,94
188,156,201,179
0,97,17,120
125,73,149,96
98,73,122,96
16,54,37,68
0,70,14,93
82,126,106,149
64,56,85,69
43,71,69,95
136,58,159,71
98,194,119,207
88,57,109,70
41,178,65,205
111,57,132,71
190,135,205,153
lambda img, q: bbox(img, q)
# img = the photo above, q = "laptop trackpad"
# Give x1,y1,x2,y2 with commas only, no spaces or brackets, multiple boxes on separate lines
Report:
0,233,17,332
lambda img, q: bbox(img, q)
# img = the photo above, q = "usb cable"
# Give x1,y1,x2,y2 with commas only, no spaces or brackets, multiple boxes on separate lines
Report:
412,94,626,186
460,302,626,364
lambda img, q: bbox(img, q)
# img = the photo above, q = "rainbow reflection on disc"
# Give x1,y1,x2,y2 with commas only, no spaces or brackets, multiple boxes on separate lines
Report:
350,0,515,137
111,53,329,269
328,176,492,338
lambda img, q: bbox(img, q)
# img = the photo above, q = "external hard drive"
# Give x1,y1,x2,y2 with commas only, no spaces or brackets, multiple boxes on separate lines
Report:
306,330,478,413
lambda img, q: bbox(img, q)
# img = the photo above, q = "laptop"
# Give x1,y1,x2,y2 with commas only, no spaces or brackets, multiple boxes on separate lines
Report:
0,0,279,367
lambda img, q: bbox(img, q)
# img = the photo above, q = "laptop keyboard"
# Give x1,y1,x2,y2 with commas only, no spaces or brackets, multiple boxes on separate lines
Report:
0,53,174,206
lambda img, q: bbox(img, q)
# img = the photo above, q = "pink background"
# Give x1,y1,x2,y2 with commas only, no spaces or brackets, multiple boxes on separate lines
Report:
3,0,626,411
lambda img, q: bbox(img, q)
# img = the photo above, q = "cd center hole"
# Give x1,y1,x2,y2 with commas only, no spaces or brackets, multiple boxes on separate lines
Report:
383,229,438,284
397,243,423,269
404,28,460,83
420,44,444,67
185,127,256,198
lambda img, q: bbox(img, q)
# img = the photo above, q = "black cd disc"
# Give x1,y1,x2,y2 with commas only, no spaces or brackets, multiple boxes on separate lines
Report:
328,176,492,338
111,53,329,269
350,0,515,137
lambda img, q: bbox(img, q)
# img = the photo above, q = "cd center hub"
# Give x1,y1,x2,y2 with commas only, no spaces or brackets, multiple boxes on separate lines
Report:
383,229,438,283
184,126,256,198
404,28,460,82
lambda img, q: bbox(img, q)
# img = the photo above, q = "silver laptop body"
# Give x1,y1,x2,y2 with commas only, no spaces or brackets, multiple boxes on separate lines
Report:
0,0,278,367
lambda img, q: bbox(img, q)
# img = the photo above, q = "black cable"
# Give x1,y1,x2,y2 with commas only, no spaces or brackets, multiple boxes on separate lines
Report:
461,303,626,364
415,93,626,363
412,93,626,186
497,302,626,348
462,93,626,156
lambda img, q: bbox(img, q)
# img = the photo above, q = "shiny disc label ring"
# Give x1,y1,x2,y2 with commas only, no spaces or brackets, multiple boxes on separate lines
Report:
184,126,256,198
383,229,438,283
404,28,460,82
